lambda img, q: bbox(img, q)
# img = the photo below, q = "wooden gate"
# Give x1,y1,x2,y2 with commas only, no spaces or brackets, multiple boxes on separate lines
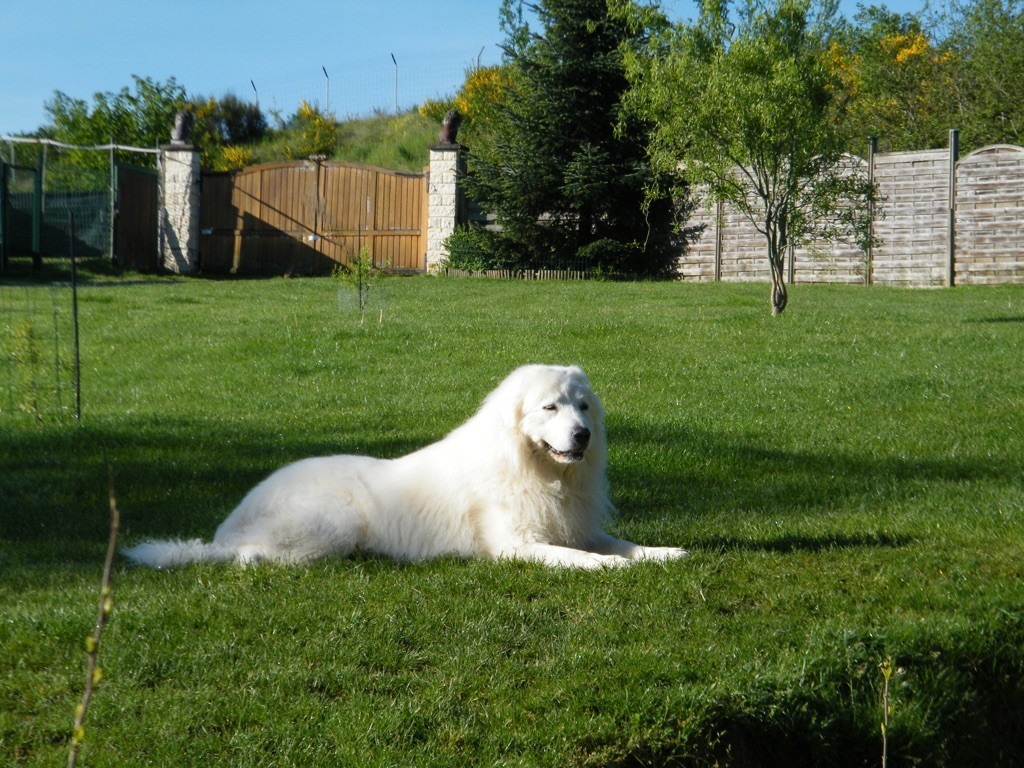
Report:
199,160,427,275
114,164,159,271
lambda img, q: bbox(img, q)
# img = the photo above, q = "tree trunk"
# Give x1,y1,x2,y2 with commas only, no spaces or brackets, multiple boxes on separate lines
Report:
768,244,788,316
771,272,788,315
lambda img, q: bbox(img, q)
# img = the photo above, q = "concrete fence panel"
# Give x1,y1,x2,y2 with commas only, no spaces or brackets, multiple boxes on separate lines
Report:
871,149,950,287
955,145,1024,285
682,138,1024,287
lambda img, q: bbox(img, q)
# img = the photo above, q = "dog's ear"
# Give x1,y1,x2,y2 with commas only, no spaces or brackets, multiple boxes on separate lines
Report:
483,367,529,431
500,392,525,431
568,366,605,423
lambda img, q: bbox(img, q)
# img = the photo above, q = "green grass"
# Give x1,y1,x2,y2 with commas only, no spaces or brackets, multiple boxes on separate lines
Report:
1,272,1022,766
249,109,437,172
330,110,437,171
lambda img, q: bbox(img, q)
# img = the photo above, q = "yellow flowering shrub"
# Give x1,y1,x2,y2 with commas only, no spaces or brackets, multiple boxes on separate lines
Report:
453,66,511,120
214,144,254,171
886,31,931,64
418,66,512,137
285,100,337,159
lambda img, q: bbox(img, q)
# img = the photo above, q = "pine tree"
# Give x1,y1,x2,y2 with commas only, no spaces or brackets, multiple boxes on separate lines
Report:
464,0,679,276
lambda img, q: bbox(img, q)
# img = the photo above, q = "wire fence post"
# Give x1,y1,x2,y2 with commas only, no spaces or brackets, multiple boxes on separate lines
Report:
70,211,81,420
32,154,42,268
109,139,116,263
1,161,8,273
390,53,398,113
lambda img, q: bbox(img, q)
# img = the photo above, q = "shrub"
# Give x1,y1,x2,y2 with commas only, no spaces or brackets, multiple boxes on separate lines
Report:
283,101,337,160
217,93,267,144
207,144,254,172
576,238,643,275
443,225,518,271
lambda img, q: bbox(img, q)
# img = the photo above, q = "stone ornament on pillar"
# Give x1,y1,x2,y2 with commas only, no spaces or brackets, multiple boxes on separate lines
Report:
438,109,461,146
170,109,195,146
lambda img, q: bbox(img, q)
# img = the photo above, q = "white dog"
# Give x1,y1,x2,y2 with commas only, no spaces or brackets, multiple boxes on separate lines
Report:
124,365,689,570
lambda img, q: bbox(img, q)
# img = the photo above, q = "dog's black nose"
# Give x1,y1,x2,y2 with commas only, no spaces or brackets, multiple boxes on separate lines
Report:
572,427,591,447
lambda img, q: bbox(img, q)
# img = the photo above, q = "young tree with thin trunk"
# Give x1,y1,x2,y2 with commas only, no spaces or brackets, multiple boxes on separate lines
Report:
620,0,876,314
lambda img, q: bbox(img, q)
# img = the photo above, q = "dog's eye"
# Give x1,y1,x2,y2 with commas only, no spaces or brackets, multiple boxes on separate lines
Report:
542,404,557,412
580,402,590,411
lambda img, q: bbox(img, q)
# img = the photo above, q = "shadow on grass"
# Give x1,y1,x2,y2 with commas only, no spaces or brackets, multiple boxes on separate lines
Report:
609,418,1020,521
0,416,432,555
1,255,132,284
970,315,1024,324
2,412,1017,564
695,531,912,554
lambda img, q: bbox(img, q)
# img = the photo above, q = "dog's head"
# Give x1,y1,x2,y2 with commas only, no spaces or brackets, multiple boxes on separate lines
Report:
489,365,606,466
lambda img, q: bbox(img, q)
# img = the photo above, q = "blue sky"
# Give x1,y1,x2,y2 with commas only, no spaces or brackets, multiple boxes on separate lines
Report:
1,0,924,137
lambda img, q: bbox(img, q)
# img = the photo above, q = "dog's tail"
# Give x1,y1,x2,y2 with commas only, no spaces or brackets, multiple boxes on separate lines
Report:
122,539,235,569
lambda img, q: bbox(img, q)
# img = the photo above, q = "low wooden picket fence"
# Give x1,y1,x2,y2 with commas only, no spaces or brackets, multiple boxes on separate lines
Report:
442,267,594,280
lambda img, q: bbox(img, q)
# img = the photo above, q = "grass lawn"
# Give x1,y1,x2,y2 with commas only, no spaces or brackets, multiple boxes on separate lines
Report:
1,267,1022,767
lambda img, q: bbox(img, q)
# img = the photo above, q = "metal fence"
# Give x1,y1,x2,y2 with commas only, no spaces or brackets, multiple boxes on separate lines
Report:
0,282,79,421
1,137,160,269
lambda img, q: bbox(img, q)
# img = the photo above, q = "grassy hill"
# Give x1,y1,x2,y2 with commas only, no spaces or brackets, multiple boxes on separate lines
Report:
227,108,438,173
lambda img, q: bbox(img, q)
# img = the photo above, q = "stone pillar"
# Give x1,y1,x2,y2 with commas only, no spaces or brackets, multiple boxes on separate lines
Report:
425,143,465,273
160,144,200,274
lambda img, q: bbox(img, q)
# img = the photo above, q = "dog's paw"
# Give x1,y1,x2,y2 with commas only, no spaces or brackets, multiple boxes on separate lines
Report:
576,553,633,570
634,546,690,562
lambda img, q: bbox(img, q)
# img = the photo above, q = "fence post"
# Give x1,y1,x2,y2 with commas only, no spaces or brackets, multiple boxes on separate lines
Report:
31,157,41,269
713,198,722,281
159,144,200,274
425,142,464,273
947,128,959,287
867,136,877,286
0,161,8,272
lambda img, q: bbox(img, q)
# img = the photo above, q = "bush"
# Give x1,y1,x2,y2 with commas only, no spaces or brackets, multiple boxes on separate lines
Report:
443,225,518,271
205,144,254,172
217,93,267,144
445,228,672,276
282,101,337,160
576,238,643,274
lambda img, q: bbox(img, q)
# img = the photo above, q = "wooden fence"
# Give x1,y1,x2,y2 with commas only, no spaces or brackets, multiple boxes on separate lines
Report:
192,141,1023,284
684,141,1024,287
114,164,159,271
199,160,427,276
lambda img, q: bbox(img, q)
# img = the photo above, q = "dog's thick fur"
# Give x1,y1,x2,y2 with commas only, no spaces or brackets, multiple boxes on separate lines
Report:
124,365,688,570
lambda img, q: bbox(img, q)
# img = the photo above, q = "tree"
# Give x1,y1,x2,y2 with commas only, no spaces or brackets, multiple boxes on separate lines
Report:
621,0,876,313
825,0,1024,154
45,75,187,163
464,0,680,275
834,6,949,152
189,93,267,170
932,0,1024,151
215,93,268,145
